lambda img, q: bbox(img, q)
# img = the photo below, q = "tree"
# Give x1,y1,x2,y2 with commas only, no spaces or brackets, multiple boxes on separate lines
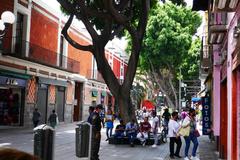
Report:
57,0,157,122
138,3,201,109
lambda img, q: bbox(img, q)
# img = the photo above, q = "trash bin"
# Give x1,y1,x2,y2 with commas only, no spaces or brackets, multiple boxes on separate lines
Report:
34,124,54,160
76,121,92,159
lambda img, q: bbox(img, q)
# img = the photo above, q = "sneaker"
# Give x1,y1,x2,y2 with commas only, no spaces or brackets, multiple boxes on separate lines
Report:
170,155,175,159
184,157,189,160
191,156,200,160
174,154,182,158
142,141,146,146
152,144,157,148
105,138,109,141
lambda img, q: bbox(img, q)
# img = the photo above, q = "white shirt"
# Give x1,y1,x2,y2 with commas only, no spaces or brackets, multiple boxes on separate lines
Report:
152,116,159,131
168,119,180,137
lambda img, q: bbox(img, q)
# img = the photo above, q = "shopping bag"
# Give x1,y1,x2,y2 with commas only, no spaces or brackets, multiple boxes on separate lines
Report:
178,126,190,137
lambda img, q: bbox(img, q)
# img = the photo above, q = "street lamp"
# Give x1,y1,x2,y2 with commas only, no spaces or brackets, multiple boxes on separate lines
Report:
0,11,15,38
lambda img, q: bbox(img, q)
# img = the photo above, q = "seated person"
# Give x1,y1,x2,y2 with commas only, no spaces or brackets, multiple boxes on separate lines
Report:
137,117,151,146
125,119,138,147
114,119,126,138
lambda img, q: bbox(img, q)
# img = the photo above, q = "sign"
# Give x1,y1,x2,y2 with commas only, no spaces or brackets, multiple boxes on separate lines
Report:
0,75,26,87
202,96,211,135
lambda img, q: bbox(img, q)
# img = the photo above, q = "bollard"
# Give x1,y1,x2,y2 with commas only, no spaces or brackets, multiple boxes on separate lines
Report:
75,121,92,159
33,124,54,160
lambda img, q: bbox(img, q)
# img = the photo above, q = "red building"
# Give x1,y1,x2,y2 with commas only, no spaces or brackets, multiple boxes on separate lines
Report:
0,0,128,126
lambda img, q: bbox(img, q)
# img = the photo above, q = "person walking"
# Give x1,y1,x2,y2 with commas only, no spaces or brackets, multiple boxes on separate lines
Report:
151,111,159,148
32,108,41,128
48,110,58,129
105,108,114,141
168,111,182,159
182,108,200,160
91,104,103,160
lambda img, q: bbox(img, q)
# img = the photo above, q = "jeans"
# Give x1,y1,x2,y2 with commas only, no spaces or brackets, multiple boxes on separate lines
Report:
169,137,182,156
184,133,199,157
106,127,113,138
127,132,137,144
114,132,124,138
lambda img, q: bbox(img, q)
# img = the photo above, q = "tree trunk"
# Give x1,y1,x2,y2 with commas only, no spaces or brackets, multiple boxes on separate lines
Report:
118,89,135,123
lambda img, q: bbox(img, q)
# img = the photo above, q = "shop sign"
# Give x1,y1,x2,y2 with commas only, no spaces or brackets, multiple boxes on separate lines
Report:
0,76,26,87
202,96,211,135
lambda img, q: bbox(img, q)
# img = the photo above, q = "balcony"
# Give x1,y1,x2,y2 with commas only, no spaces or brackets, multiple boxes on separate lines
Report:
0,37,80,73
211,0,239,12
209,12,227,44
86,69,105,83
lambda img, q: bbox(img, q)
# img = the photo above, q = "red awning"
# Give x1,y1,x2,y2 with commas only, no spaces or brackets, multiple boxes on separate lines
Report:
142,100,155,110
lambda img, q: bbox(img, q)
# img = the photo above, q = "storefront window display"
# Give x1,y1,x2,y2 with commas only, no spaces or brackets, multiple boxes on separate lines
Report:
0,87,22,126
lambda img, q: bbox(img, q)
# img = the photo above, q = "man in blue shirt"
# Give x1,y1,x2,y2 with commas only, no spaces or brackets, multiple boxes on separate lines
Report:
125,119,138,147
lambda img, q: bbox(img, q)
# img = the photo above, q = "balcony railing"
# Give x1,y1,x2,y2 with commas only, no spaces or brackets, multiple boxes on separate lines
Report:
0,37,80,73
86,69,105,83
212,0,239,12
209,13,227,44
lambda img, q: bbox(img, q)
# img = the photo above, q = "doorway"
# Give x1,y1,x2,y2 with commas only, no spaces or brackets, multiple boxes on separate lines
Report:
73,82,83,121
56,86,65,122
37,84,48,124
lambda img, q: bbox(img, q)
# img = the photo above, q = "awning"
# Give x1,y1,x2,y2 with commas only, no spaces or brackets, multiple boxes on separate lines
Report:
92,89,98,97
192,97,202,102
101,91,106,97
142,100,155,110
38,77,68,87
0,69,30,79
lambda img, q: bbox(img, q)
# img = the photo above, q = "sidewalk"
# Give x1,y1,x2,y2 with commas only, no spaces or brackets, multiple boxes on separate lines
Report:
0,122,219,160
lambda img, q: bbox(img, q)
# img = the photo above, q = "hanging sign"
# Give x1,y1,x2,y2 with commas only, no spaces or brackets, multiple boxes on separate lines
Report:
202,96,211,135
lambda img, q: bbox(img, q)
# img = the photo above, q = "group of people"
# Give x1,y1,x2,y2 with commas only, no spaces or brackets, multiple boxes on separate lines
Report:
106,111,160,148
32,108,58,129
168,108,200,160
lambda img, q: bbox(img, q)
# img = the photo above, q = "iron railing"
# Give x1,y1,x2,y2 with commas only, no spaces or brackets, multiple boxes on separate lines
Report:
0,37,80,73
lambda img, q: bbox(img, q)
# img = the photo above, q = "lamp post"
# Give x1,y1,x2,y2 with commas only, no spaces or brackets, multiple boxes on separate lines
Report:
0,11,15,39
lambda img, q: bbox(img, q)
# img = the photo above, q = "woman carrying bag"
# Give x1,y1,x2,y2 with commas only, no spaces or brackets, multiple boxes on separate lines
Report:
179,108,200,160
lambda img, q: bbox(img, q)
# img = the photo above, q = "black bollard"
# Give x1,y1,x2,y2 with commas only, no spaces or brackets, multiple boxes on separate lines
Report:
34,124,54,160
75,121,92,159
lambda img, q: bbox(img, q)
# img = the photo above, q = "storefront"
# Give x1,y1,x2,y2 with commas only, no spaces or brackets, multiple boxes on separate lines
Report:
0,75,27,126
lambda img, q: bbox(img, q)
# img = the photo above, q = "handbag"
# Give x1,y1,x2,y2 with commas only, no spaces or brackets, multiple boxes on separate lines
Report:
193,130,200,137
178,126,190,137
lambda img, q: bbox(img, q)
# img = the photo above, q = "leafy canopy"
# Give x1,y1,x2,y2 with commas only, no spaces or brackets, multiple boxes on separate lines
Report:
140,2,201,76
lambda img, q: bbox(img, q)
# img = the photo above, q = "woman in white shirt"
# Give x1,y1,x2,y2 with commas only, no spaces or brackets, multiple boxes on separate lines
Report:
168,111,182,159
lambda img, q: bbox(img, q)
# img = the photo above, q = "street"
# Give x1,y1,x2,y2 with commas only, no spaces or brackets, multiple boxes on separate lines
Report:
0,122,218,160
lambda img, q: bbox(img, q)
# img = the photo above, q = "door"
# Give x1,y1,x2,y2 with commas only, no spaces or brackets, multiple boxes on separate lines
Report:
37,85,48,124
56,86,65,122
73,82,83,121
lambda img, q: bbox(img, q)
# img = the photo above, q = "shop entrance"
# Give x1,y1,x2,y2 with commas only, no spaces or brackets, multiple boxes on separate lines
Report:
0,87,23,126
73,82,83,121
37,85,48,124
56,86,65,122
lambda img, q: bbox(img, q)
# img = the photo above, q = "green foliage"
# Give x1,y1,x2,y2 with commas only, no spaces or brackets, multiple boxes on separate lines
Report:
139,2,201,77
181,38,201,80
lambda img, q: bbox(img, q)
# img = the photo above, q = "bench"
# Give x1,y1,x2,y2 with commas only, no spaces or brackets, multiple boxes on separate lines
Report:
108,133,164,145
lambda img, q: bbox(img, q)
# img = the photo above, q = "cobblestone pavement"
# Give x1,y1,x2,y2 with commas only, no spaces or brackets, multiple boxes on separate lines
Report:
0,122,218,160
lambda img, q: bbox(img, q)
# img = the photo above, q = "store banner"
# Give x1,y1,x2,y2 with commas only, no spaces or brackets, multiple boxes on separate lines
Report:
202,96,211,135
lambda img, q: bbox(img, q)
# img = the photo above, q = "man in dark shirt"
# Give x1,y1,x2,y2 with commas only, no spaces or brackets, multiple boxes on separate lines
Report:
114,119,126,138
162,108,171,125
91,104,102,160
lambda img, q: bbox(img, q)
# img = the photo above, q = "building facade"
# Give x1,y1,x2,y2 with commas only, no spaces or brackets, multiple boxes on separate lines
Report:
196,0,240,159
0,0,127,127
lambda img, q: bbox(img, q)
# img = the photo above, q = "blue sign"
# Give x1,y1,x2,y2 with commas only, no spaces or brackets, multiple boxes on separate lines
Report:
202,96,211,135
0,76,26,87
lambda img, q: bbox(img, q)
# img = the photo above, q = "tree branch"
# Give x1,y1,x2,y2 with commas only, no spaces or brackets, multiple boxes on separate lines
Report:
62,14,93,52
137,0,150,39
